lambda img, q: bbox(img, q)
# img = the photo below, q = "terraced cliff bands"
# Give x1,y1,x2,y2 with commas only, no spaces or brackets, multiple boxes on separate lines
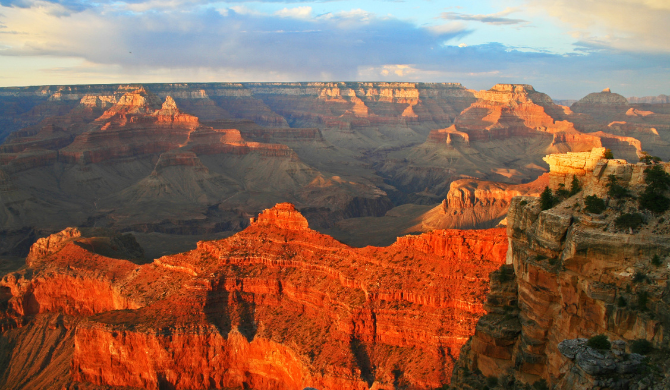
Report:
0,204,507,389
2,83,670,259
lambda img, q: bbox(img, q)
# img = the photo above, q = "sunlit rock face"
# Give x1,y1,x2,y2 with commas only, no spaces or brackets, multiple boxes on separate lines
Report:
0,204,507,389
416,174,550,230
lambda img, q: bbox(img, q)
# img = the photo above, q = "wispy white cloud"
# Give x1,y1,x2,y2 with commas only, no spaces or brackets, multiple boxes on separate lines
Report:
440,7,528,26
426,22,468,36
527,0,670,53
0,2,470,80
275,6,312,20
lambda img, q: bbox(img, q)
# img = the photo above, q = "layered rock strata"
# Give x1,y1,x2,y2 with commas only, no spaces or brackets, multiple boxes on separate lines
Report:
379,84,648,201
0,87,393,257
450,152,670,388
420,174,550,230
1,204,508,389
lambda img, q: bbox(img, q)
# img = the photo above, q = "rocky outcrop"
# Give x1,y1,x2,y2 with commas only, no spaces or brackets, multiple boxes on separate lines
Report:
450,157,670,388
541,146,659,196
454,84,565,139
1,205,508,389
249,202,309,230
571,89,630,123
556,338,652,389
417,174,549,230
451,264,520,383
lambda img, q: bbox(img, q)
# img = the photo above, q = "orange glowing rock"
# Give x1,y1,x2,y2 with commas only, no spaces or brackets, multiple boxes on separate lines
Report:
1,204,507,389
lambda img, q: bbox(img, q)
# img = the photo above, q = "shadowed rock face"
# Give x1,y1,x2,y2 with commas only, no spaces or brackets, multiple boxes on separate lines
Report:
422,173,550,230
450,159,670,389
571,89,631,122
0,204,507,389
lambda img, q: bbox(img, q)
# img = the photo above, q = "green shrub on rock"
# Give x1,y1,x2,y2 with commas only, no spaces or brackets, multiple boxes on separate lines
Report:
540,186,557,210
640,165,670,213
637,291,649,311
639,188,670,213
630,339,653,355
651,254,662,267
617,296,627,307
633,271,647,283
607,175,631,199
584,195,606,214
532,379,549,390
615,213,645,230
587,334,611,350
569,175,581,196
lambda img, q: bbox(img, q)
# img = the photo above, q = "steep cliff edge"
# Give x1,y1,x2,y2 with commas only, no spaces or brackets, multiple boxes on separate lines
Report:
0,203,507,390
419,174,550,230
451,149,670,389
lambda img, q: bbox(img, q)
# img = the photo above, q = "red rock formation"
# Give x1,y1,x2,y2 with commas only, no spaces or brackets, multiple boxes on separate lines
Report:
417,174,549,230
1,205,508,389
427,126,471,146
453,84,565,140
381,84,630,197
249,202,310,230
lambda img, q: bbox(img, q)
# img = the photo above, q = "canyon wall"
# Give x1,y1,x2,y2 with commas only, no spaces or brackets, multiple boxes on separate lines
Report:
451,152,670,389
0,203,508,389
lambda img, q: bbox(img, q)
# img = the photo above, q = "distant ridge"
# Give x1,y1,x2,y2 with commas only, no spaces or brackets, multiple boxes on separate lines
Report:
628,94,670,104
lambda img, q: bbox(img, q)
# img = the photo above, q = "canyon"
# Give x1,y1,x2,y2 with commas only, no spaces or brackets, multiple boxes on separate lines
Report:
1,81,670,389
2,82,668,259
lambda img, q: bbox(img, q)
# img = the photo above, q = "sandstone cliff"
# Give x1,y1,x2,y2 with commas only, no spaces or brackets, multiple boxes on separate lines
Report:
419,174,550,230
0,204,507,389
450,150,670,389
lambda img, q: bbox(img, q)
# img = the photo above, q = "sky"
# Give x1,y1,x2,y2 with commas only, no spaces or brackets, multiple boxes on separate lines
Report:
0,0,669,99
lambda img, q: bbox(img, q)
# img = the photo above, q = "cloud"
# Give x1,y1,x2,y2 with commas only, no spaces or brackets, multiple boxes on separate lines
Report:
357,41,670,99
0,4,471,81
440,7,528,26
1,1,669,98
526,0,670,53
426,22,468,36
275,6,312,20
0,0,345,13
